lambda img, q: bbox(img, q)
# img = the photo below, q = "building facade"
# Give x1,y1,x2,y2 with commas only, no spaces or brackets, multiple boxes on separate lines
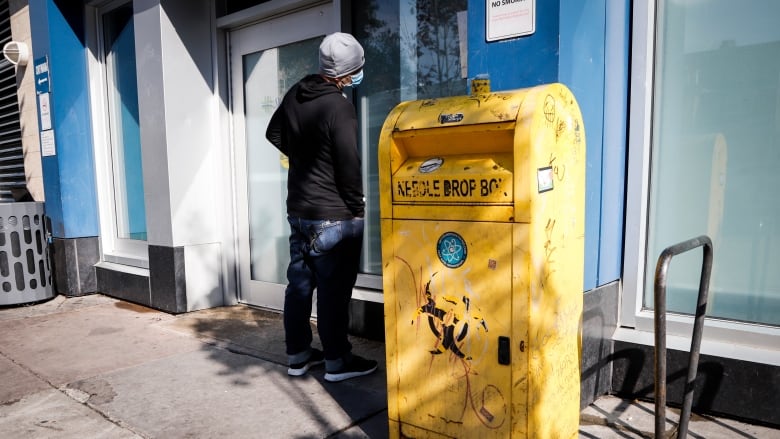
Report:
9,0,778,426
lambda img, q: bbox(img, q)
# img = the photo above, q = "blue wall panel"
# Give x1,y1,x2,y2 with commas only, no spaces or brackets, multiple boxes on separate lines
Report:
29,0,62,235
598,0,629,285
468,0,619,291
468,1,560,91
30,0,99,239
559,0,606,291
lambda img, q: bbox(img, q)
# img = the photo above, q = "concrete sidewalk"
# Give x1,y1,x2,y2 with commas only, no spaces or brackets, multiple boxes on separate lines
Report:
0,295,776,438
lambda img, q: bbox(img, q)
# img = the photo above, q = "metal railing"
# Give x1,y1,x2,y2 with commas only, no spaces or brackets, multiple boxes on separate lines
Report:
653,235,713,439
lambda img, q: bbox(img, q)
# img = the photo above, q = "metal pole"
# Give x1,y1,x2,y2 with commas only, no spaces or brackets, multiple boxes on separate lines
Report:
654,250,670,439
677,237,713,438
653,235,713,439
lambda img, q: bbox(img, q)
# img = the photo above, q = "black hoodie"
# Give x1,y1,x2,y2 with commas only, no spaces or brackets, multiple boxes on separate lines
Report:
266,74,365,220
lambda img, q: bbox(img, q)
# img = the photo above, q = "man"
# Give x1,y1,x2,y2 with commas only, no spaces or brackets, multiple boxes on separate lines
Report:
265,32,377,382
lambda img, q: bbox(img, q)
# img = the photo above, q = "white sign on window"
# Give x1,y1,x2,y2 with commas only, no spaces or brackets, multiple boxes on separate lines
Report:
486,0,535,42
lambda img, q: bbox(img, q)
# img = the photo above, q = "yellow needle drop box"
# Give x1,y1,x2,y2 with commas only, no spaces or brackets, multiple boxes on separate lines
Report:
379,83,585,438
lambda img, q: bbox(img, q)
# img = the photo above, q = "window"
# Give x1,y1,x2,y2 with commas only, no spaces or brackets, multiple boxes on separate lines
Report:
352,0,468,279
103,3,145,242
89,1,147,267
624,1,780,354
215,0,270,17
645,0,780,326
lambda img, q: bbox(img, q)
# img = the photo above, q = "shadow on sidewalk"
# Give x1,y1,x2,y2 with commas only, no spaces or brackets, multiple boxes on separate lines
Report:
161,304,389,438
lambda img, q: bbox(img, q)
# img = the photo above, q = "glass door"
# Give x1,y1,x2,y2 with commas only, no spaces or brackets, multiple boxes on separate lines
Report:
230,4,337,308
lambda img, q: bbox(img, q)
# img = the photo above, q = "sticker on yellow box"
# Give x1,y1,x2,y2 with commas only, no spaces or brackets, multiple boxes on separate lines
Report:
436,232,467,268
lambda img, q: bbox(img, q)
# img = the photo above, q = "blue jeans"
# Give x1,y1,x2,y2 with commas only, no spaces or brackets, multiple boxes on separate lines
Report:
284,216,364,368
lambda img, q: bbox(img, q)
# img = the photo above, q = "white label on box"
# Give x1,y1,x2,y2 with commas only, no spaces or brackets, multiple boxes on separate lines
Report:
537,166,553,193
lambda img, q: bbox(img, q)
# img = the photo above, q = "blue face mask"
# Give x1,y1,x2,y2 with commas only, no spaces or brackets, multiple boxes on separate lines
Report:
349,70,364,87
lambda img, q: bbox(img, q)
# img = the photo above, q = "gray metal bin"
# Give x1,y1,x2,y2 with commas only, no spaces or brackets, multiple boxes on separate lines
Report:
0,202,53,305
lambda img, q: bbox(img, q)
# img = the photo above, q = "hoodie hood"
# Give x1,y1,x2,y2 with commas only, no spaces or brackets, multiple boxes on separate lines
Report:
296,74,342,102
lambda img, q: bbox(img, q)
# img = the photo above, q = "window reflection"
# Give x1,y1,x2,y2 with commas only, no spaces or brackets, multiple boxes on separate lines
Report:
353,0,467,276
645,0,780,326
244,38,321,284
103,4,146,241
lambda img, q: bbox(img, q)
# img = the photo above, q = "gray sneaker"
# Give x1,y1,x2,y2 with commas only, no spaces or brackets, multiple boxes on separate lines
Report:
288,348,325,376
324,355,378,382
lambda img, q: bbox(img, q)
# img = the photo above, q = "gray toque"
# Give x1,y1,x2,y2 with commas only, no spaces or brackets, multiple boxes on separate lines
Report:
319,32,364,78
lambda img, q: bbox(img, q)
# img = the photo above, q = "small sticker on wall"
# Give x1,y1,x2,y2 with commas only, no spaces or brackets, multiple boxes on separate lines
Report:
38,92,52,131
537,166,553,193
40,130,56,157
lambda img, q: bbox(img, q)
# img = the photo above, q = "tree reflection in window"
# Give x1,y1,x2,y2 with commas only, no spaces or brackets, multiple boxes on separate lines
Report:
411,0,467,98
350,1,468,277
353,0,467,100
